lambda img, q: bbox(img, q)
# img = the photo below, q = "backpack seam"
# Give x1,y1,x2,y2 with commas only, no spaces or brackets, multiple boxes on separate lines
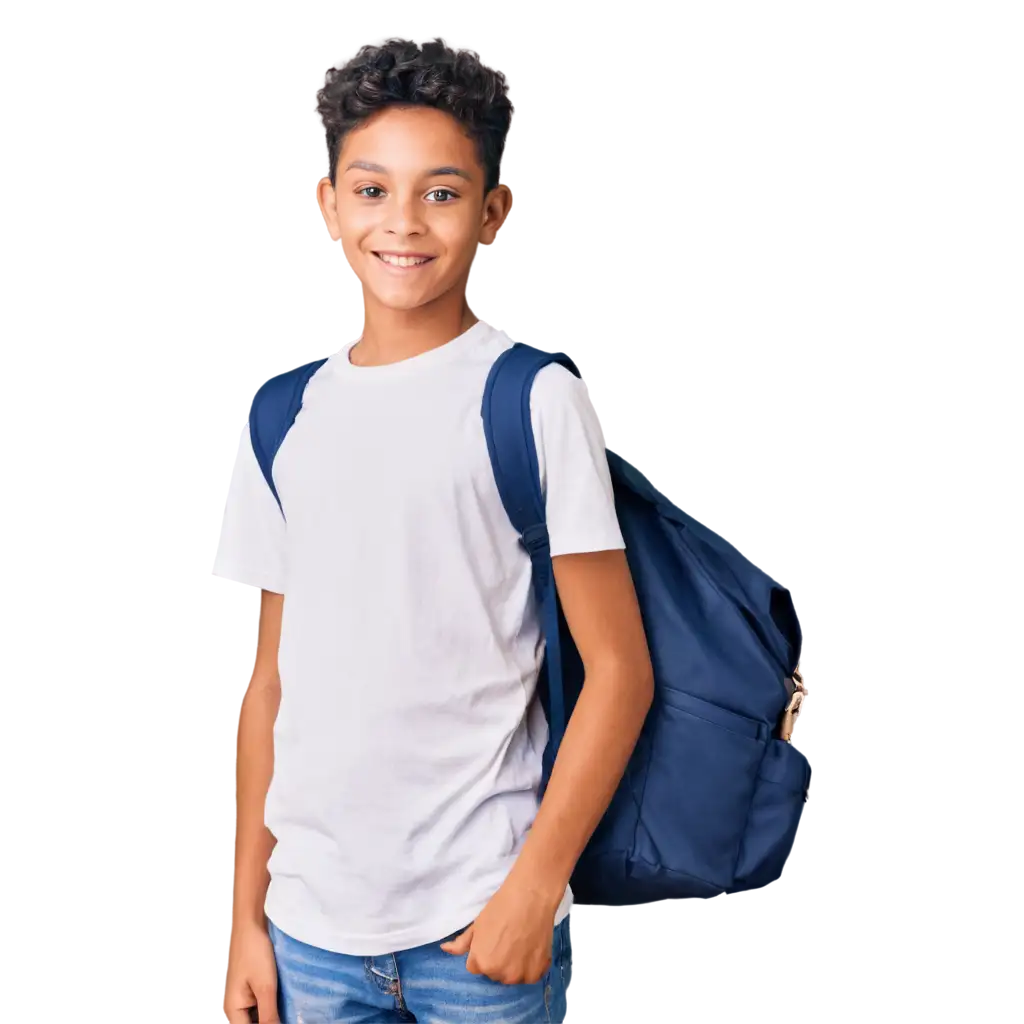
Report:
627,845,725,893
627,721,657,872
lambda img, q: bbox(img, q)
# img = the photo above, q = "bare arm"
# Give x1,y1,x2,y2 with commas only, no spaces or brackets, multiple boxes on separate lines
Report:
442,548,655,983
510,549,655,909
233,588,283,929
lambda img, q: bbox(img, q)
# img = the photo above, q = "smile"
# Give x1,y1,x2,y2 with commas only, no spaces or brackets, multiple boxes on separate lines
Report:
374,253,436,267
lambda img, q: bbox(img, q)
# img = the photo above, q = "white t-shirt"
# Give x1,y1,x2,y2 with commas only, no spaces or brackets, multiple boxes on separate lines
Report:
211,318,626,956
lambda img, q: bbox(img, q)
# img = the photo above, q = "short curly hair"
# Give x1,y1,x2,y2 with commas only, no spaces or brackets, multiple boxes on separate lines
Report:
316,37,514,196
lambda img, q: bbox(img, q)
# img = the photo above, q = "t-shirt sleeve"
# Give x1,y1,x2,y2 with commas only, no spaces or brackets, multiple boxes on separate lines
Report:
211,419,288,594
530,363,626,558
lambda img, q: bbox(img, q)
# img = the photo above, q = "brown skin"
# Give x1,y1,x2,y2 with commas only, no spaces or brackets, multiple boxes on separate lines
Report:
224,104,655,1010
224,589,284,1023
316,103,513,365
440,551,654,984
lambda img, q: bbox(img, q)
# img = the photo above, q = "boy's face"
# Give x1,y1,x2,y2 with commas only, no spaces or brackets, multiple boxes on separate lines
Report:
317,105,512,312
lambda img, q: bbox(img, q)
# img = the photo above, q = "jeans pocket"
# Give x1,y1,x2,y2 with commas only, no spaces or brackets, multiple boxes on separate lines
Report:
558,917,572,989
546,923,570,1022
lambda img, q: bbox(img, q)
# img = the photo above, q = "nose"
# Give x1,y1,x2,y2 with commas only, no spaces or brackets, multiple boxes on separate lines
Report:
382,191,427,237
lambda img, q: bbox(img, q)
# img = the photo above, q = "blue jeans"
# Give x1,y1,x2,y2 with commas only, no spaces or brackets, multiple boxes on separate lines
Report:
266,915,572,1023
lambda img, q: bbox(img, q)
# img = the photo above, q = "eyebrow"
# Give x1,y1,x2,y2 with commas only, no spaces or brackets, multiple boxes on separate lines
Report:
343,160,473,182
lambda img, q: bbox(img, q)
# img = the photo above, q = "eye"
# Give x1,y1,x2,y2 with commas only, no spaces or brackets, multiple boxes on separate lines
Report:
426,188,457,202
356,186,385,198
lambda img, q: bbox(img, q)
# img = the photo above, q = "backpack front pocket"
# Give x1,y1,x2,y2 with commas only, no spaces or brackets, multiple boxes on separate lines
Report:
632,688,767,893
729,737,811,892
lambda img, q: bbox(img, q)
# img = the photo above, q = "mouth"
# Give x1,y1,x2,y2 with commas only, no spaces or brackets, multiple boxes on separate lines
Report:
373,252,437,269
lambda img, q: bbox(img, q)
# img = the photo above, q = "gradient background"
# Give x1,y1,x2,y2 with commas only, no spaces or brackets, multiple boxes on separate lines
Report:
6,8,1024,1024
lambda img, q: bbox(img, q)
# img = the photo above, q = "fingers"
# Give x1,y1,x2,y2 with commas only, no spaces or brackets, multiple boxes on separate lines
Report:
253,981,281,1023
440,921,557,985
467,950,552,985
225,996,278,1023
439,922,475,955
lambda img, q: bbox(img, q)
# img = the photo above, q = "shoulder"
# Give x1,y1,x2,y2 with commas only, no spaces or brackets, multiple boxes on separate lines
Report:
250,356,330,414
223,417,257,469
531,359,587,407
488,334,594,419
255,356,329,396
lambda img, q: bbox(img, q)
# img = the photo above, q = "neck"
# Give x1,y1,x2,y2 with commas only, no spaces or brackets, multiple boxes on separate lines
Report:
352,294,479,368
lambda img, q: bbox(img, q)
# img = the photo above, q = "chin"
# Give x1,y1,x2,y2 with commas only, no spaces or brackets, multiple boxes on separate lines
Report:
368,284,448,311
371,292,436,311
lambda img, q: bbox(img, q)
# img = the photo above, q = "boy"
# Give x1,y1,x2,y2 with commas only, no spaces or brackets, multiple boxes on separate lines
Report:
213,37,654,1024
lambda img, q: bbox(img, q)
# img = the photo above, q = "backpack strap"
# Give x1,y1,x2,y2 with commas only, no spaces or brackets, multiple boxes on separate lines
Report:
248,357,328,519
481,342,582,761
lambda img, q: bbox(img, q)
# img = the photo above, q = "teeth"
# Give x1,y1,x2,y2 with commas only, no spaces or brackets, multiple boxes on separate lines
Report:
378,253,432,266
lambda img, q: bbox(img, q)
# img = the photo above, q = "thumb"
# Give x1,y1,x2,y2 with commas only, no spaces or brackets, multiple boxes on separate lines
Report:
440,923,475,955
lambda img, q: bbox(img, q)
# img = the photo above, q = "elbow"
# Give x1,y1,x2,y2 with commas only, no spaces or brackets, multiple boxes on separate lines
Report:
639,662,656,711
592,654,655,711
630,645,656,713
623,661,656,739
247,668,281,701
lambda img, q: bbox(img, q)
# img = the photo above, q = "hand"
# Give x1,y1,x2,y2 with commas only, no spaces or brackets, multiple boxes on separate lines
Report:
224,919,280,1023
439,872,560,985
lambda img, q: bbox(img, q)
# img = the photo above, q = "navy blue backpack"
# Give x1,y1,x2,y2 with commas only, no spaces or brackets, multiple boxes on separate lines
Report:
249,342,811,906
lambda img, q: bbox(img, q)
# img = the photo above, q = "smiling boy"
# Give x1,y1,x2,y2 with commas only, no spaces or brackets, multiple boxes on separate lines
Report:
214,37,653,1024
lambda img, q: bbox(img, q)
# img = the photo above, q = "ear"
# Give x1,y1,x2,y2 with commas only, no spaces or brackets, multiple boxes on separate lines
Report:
317,176,342,241
478,184,513,246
